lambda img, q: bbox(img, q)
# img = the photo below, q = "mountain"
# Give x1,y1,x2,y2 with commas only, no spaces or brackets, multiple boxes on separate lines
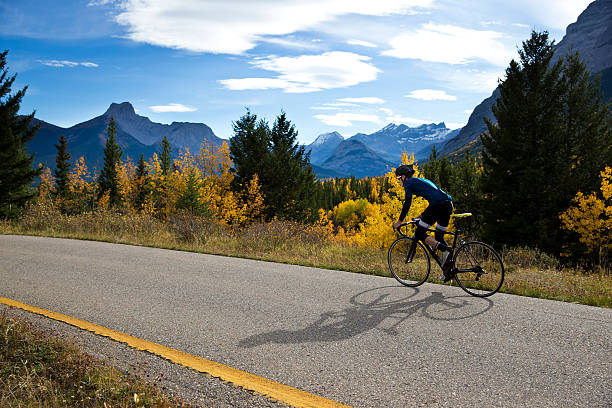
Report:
350,122,455,163
311,164,349,179
307,131,344,165
553,0,612,74
440,0,612,156
26,102,223,171
320,139,394,178
106,102,222,151
307,122,457,178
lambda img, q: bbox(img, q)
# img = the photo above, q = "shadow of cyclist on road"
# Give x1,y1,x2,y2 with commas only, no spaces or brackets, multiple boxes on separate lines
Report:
238,286,493,348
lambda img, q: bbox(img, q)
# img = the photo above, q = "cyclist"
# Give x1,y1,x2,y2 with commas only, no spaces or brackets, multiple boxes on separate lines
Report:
392,164,454,281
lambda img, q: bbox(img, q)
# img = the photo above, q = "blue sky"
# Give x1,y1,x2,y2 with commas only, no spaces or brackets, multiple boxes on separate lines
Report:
2,0,593,144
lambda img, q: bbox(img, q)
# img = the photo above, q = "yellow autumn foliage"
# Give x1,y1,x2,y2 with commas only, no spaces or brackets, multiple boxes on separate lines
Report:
560,166,612,255
319,153,432,248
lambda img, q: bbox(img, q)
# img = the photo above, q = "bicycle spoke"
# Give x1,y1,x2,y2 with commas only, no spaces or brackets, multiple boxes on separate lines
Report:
453,241,504,297
388,237,430,287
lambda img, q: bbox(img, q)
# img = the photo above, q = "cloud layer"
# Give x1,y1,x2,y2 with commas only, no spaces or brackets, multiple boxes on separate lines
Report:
382,23,514,66
114,0,432,54
39,60,98,67
149,103,197,113
406,89,456,101
219,52,380,93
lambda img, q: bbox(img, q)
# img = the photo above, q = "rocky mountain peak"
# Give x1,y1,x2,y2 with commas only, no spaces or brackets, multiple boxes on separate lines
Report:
105,102,136,119
312,131,344,146
555,0,612,74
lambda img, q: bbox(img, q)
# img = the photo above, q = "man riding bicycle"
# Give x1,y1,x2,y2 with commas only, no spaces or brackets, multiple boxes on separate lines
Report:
392,164,454,281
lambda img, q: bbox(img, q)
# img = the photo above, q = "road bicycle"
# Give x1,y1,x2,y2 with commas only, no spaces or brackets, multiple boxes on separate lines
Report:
387,213,504,297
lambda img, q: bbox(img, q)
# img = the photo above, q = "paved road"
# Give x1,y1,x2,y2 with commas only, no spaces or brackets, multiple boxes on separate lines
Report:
1,235,610,407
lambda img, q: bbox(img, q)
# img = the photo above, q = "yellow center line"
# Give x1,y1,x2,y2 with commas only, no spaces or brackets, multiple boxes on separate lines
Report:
0,296,351,408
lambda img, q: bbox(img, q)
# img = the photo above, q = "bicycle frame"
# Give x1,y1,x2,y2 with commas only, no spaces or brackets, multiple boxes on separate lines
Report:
397,220,463,271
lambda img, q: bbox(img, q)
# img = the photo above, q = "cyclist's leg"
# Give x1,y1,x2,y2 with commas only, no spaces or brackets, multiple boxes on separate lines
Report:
417,207,444,250
434,201,454,246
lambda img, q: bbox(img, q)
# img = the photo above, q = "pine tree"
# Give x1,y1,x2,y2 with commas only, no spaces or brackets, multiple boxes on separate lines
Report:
229,109,270,191
134,153,148,210
561,51,612,197
176,168,208,216
160,136,172,175
422,146,452,192
54,134,71,200
481,31,611,254
266,111,317,220
0,50,42,219
97,117,123,207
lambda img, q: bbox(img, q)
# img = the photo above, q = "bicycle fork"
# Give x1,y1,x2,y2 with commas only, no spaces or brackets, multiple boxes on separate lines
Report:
404,240,417,264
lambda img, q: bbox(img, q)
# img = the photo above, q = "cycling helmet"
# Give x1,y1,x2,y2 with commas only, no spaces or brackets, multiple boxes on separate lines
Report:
395,164,415,178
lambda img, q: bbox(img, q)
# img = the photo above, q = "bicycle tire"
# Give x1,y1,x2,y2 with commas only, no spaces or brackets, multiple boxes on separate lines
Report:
452,241,504,297
388,237,430,287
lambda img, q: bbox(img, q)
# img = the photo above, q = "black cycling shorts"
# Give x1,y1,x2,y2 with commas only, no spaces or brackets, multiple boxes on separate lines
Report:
419,201,453,228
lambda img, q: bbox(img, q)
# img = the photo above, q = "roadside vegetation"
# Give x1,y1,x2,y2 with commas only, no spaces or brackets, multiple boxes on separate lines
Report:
0,209,610,308
0,309,189,407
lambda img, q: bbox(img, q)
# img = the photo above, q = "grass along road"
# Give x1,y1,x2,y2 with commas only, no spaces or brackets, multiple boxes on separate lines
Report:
0,212,610,308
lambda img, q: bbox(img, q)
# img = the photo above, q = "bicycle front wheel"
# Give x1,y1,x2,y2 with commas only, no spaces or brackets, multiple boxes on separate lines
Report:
453,241,504,297
388,237,430,287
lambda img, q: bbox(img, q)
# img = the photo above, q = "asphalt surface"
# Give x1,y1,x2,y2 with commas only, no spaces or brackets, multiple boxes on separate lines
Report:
1,235,611,407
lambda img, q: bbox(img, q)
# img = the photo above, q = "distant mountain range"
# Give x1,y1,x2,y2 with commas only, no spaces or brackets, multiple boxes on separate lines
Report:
440,0,612,156
26,102,459,179
306,123,459,178
27,102,223,172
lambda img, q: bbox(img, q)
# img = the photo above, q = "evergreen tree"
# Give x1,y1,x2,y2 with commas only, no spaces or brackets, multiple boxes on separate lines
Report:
97,117,123,207
176,168,208,216
481,31,611,254
54,134,71,199
561,51,612,197
160,136,172,175
0,50,42,219
422,146,452,192
134,153,148,210
229,109,270,192
266,111,317,220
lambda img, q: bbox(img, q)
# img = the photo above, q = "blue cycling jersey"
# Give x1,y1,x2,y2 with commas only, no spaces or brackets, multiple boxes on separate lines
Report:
403,177,451,205
398,177,452,222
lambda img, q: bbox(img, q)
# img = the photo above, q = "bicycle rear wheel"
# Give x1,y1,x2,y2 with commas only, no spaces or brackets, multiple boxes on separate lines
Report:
388,237,430,287
453,241,504,297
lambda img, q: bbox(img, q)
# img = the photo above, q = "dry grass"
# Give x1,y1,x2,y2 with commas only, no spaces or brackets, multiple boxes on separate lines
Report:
0,310,189,407
1,207,610,308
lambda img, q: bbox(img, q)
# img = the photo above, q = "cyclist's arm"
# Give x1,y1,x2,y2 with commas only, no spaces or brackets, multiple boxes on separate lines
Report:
398,193,412,222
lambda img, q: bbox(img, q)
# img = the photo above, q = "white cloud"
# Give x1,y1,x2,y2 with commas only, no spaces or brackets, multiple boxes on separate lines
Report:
88,0,118,5
382,23,515,66
338,97,386,104
220,51,380,93
406,89,456,101
347,39,378,48
314,112,381,127
443,68,502,93
39,60,99,67
113,0,433,54
149,103,197,113
261,37,321,50
446,122,465,129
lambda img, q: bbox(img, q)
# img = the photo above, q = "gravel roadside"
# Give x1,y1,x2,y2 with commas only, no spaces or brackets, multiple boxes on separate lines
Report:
0,304,292,408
